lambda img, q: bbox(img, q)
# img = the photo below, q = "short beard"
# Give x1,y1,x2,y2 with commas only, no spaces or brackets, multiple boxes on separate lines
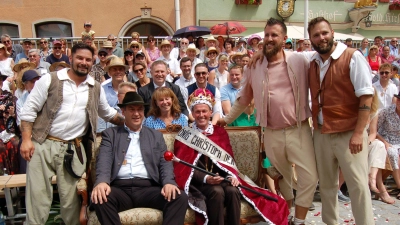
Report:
71,59,90,77
311,37,334,55
263,41,282,59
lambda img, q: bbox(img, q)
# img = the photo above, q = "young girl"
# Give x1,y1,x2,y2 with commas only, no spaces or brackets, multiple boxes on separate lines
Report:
81,21,95,40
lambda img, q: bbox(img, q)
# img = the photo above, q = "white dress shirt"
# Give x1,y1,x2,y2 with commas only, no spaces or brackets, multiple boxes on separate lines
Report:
373,81,397,110
310,42,374,124
117,125,149,179
157,55,182,75
20,68,117,140
174,75,196,89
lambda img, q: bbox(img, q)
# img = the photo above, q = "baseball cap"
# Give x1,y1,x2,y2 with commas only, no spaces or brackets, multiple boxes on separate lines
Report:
98,48,108,54
285,38,293,44
53,40,62,45
22,70,40,82
22,39,32,44
135,52,145,58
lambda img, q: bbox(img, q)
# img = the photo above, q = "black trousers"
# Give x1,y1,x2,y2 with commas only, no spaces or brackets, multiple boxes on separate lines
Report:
92,178,188,225
198,182,241,225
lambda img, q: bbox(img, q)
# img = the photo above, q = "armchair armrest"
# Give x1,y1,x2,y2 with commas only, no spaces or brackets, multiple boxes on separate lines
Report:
77,177,88,225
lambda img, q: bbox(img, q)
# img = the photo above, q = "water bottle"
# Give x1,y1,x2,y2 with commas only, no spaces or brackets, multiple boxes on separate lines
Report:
3,168,7,176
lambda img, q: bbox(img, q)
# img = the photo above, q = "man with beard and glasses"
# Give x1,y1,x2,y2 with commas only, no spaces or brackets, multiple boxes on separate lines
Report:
20,43,125,225
307,17,374,225
218,17,318,225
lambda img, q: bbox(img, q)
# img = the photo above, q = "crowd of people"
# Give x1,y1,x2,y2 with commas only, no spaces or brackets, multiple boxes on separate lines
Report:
0,16,399,225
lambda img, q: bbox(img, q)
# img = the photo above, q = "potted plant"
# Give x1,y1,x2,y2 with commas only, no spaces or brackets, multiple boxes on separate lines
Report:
389,0,400,10
235,0,262,5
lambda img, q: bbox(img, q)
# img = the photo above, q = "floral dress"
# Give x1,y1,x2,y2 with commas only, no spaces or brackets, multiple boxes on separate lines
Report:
377,105,400,169
144,114,188,130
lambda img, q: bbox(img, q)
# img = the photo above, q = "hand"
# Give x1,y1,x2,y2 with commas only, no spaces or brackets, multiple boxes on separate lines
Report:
0,105,5,111
161,184,181,202
206,173,224,185
91,182,111,204
248,51,264,69
216,118,227,127
227,177,240,187
20,139,35,161
384,141,392,150
349,132,363,154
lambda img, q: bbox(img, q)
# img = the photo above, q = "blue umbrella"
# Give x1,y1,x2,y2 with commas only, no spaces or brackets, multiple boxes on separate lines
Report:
173,26,211,39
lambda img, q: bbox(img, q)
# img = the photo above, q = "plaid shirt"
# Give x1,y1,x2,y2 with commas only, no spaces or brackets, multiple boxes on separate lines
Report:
40,49,53,62
89,63,105,83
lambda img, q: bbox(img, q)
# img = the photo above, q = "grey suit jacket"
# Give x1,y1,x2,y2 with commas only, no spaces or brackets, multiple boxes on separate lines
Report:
94,125,176,187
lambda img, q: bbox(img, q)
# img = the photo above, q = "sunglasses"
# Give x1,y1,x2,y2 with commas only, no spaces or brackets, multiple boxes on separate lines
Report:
195,72,207,76
134,68,144,73
53,47,62,50
107,39,115,41
124,53,133,56
99,53,107,57
380,71,390,75
40,41,47,44
131,46,139,49
181,42,189,45
148,40,154,42
2,40,11,44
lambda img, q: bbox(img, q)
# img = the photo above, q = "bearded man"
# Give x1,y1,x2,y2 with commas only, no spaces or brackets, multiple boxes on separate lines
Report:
218,17,318,225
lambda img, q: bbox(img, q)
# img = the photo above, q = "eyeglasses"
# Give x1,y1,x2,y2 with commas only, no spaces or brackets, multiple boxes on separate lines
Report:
28,55,37,58
53,47,62,50
107,39,115,41
124,53,133,56
99,53,107,57
148,40,154,42
3,40,11,44
181,42,189,45
380,71,390,75
208,52,217,55
131,46,139,49
195,72,207,76
134,68,145,73
40,41,47,44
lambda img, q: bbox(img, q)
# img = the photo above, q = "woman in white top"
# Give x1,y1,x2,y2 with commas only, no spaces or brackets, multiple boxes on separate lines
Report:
208,54,229,89
372,63,398,110
0,44,14,93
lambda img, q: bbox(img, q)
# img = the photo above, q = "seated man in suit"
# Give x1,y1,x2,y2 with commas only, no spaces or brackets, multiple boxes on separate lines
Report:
91,92,188,225
138,60,189,117
173,89,288,225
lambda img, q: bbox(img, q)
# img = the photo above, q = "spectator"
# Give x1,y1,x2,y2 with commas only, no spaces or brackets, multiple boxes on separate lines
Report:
170,38,188,61
240,54,250,67
123,49,134,80
373,63,398,110
130,32,151,64
229,52,243,68
38,38,52,62
186,34,194,44
199,36,218,62
28,49,50,76
15,39,33,63
129,41,142,57
358,38,370,57
209,54,229,89
0,43,14,93
146,35,161,66
107,34,123,58
220,65,256,126
284,38,293,51
16,70,40,126
89,48,107,83
205,47,219,72
381,45,396,64
144,87,188,129
185,44,202,75
1,34,22,61
216,35,225,53
367,45,381,79
390,38,399,58
174,57,195,88
392,62,400,87
223,38,236,56
49,61,70,72
345,38,353,48
377,91,400,200
117,82,137,103
81,21,95,40
132,62,151,89
235,38,248,55
46,40,70,65
374,36,384,55
303,39,312,51
13,58,35,98
157,40,181,80
195,37,205,52
59,38,71,58
296,39,304,52
247,34,261,57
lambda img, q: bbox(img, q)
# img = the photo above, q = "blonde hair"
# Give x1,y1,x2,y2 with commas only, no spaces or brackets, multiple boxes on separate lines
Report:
218,54,228,62
16,67,30,90
131,32,140,38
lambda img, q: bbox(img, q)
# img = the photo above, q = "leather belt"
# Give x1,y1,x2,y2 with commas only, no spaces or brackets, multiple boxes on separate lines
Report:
47,135,84,164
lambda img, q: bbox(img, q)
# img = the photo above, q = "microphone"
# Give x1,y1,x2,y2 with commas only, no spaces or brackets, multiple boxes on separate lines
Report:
164,151,278,202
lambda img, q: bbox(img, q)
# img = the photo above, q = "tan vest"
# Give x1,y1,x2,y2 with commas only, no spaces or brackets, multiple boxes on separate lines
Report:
309,48,359,134
32,72,101,170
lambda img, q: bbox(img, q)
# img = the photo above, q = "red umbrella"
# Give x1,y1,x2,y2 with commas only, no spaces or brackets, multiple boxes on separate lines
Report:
210,22,247,36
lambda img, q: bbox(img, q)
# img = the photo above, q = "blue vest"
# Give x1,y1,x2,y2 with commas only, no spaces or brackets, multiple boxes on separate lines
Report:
187,83,216,97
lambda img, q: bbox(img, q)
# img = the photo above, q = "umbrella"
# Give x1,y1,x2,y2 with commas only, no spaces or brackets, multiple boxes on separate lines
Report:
173,26,211,39
210,22,247,36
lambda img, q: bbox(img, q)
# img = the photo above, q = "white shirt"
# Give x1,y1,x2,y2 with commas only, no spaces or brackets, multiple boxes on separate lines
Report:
20,68,117,140
373,81,397,110
174,75,196,89
189,58,203,75
310,42,374,124
157,55,182,75
117,125,149,179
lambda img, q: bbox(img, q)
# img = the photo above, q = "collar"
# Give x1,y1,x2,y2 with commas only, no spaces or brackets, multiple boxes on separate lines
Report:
124,123,142,134
181,75,194,82
390,45,398,49
159,55,171,61
192,121,214,135
153,82,166,89
229,83,242,90
57,68,95,86
310,42,347,62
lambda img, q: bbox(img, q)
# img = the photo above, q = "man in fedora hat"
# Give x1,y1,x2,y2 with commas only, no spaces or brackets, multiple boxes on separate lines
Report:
91,91,188,225
102,41,114,57
157,39,182,80
20,43,125,225
184,43,202,75
15,39,33,63
46,40,70,65
199,36,218,62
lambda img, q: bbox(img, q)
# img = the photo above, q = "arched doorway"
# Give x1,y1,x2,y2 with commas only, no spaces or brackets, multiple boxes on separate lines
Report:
118,17,174,38
124,22,168,37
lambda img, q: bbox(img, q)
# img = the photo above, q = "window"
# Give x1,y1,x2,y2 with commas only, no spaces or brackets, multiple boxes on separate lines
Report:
124,22,168,37
0,23,19,38
35,22,72,38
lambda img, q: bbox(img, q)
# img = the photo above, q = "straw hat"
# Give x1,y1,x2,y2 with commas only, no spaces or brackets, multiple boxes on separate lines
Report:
0,43,10,57
205,47,220,56
129,41,143,50
104,57,129,72
205,36,218,45
186,43,200,55
102,41,113,48
49,61,70,72
13,58,36,72
159,39,173,49
229,52,243,64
